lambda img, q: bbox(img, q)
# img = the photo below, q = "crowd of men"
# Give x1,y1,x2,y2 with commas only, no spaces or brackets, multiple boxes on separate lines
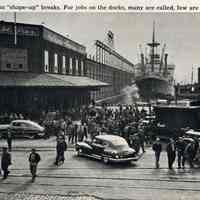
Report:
0,102,200,181
0,103,150,180
152,136,199,169
39,103,152,152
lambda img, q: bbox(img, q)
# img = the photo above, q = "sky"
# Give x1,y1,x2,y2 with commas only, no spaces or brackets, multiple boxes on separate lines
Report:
0,12,200,83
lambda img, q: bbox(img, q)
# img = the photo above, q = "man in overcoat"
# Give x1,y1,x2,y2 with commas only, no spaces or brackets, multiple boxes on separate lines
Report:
166,138,176,169
1,147,11,179
152,137,162,168
28,148,41,182
55,136,67,165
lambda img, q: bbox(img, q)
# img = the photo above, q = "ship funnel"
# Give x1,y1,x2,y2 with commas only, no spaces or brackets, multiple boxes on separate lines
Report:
165,53,168,65
141,53,145,75
141,53,145,66
163,53,168,77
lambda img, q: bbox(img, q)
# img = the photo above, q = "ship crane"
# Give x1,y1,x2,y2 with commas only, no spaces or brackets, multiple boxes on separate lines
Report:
159,43,166,72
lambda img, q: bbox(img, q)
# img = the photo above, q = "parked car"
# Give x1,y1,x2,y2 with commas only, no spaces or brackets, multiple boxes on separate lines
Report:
0,120,46,139
184,129,200,140
75,134,140,164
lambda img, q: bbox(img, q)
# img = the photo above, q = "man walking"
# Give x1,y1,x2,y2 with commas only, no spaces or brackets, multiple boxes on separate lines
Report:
6,128,12,151
138,128,146,153
152,137,162,168
28,148,41,182
184,142,196,168
166,138,176,169
175,137,186,169
1,147,11,179
83,123,88,140
55,136,67,165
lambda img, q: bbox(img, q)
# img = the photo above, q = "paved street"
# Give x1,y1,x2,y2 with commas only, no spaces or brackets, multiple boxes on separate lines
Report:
0,139,200,200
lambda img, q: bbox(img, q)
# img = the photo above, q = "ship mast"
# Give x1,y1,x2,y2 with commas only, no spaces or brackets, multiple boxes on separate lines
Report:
147,21,160,72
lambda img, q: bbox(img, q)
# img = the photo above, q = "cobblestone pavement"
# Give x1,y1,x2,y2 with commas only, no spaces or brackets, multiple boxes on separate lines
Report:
0,137,56,148
0,137,75,150
0,193,101,200
1,144,200,199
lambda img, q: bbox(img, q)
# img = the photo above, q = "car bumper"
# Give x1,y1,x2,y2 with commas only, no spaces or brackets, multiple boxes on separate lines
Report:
37,132,45,136
109,156,140,163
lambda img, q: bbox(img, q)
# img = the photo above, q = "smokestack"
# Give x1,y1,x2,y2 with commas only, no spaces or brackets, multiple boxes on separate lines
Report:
141,53,145,75
198,67,200,84
164,53,168,76
191,67,194,84
141,53,144,64
141,53,144,65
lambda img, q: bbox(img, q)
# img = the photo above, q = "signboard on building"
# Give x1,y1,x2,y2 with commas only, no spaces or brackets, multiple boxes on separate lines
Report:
0,22,39,36
0,48,28,72
43,27,86,55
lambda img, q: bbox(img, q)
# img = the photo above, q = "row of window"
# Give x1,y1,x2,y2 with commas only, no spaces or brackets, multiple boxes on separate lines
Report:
6,63,23,69
44,50,84,76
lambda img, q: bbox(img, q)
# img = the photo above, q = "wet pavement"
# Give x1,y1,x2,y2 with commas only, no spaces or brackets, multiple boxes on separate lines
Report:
0,139,200,200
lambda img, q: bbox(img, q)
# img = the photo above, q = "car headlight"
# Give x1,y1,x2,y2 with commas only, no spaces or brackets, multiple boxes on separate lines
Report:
115,155,119,159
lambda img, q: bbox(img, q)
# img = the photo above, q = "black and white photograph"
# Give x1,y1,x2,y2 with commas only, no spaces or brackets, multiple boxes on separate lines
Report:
0,12,200,200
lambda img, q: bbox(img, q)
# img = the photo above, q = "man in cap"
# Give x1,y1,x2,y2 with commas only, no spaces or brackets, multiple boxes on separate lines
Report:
152,137,162,168
28,148,41,182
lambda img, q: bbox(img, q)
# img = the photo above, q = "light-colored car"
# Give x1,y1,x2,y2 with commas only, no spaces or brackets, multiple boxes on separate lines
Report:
0,120,46,139
185,129,200,139
75,134,140,164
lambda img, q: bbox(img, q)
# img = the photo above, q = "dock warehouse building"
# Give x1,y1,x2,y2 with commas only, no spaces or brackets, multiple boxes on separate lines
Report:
0,20,108,114
86,31,134,104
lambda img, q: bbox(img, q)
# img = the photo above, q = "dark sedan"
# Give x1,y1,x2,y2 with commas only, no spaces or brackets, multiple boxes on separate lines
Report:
75,134,140,164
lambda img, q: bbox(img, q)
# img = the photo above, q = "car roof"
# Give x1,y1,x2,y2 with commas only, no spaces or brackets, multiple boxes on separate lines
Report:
186,130,200,136
11,120,42,127
95,135,127,144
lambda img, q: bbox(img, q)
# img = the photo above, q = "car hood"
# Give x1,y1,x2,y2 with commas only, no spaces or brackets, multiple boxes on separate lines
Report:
76,142,93,150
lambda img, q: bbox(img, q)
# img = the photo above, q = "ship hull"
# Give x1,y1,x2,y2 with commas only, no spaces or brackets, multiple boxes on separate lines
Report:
135,77,174,100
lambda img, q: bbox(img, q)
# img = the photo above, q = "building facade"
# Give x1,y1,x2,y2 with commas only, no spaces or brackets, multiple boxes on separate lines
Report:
86,58,133,102
175,68,200,100
0,21,107,114
86,33,134,103
0,20,87,75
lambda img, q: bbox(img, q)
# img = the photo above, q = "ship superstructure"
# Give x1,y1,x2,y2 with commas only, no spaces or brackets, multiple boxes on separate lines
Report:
134,22,175,100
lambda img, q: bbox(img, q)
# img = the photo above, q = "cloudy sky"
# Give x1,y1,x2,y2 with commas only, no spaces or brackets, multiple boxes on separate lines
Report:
0,12,200,83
